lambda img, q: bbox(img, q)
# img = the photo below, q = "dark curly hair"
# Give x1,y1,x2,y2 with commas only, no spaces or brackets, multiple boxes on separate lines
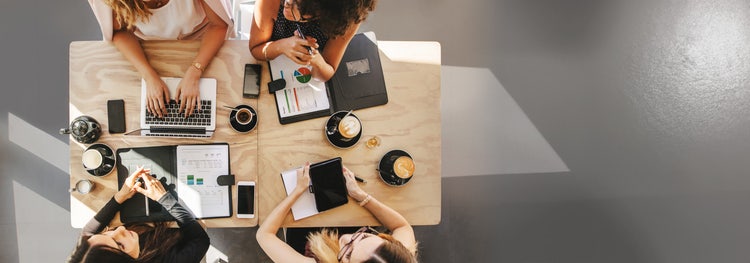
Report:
294,0,378,37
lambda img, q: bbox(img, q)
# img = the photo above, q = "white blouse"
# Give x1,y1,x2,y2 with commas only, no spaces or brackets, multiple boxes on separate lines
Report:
134,0,209,40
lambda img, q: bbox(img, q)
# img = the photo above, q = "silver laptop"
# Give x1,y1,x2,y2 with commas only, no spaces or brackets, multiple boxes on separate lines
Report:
126,77,217,138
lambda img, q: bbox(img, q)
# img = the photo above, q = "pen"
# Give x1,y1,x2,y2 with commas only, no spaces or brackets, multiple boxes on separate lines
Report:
295,24,313,55
355,176,367,183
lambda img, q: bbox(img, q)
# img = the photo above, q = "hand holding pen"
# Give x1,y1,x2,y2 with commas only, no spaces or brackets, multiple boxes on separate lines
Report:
295,24,314,56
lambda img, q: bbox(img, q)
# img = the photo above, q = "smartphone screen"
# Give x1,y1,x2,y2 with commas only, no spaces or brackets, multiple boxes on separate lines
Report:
237,183,255,217
107,99,126,133
243,64,260,98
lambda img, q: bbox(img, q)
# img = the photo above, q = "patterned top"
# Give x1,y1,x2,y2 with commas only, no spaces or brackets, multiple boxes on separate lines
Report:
270,1,329,50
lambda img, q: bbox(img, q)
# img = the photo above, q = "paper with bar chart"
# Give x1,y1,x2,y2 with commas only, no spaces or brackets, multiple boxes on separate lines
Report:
269,55,330,118
176,144,230,218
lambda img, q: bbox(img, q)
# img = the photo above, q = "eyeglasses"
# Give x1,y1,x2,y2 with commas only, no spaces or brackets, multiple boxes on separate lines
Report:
337,226,380,262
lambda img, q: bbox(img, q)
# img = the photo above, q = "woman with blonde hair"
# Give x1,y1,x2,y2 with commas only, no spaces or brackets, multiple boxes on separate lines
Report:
87,0,233,118
257,163,418,263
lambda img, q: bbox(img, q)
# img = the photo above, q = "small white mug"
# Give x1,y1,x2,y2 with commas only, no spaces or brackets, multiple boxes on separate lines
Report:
69,179,95,194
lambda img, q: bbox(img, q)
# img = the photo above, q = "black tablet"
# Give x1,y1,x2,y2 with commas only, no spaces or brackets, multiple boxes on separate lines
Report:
310,157,349,212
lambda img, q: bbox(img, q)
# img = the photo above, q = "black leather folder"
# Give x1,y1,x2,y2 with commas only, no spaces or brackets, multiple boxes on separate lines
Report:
116,143,234,223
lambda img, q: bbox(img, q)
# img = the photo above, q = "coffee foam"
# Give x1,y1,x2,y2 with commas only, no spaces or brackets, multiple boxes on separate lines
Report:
338,116,361,138
393,156,415,179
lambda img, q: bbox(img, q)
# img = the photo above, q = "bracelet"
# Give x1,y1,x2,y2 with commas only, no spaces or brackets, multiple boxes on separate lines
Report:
358,194,372,207
191,61,205,72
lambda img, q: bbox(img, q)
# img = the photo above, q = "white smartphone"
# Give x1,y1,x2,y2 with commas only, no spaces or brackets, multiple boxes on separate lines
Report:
237,181,255,218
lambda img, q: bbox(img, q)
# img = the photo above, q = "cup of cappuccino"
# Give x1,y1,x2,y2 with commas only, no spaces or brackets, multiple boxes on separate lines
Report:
82,144,115,176
337,115,361,141
378,150,416,186
392,156,415,179
69,179,95,194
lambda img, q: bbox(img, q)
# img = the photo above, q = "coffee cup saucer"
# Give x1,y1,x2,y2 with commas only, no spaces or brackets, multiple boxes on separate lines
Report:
84,143,115,177
378,150,413,187
229,105,257,133
324,111,362,149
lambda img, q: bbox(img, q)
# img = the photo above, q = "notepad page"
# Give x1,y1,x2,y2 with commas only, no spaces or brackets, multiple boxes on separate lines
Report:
281,168,319,220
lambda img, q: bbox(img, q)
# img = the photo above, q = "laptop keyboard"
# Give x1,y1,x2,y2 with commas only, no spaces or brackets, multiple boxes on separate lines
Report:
145,100,213,127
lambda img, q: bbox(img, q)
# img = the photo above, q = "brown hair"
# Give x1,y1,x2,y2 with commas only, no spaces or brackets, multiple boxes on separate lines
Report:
307,228,417,263
104,0,153,30
294,0,378,37
67,222,181,263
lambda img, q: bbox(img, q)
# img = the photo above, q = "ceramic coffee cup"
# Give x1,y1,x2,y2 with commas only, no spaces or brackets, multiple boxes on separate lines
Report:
229,105,258,133
325,111,363,148
69,179,95,194
378,150,415,186
235,108,254,125
82,143,115,176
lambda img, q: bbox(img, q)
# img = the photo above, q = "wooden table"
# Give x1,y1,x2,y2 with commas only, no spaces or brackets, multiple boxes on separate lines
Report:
69,40,442,228
257,41,442,227
69,40,259,228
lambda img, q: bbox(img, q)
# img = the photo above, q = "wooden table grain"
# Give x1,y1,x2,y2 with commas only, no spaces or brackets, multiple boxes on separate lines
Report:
69,40,259,228
69,40,441,228
256,41,442,227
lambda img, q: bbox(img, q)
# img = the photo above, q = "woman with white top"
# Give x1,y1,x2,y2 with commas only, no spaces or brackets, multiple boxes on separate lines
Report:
87,0,233,118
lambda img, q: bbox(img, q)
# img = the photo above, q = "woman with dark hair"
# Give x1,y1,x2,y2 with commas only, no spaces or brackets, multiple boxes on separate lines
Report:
248,0,377,81
67,166,210,263
257,164,418,263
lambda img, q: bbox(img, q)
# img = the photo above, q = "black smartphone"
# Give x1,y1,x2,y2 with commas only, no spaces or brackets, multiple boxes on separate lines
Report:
107,99,126,133
243,64,261,98
237,181,255,218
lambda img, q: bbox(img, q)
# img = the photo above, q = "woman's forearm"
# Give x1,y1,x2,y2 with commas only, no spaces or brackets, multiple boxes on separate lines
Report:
358,195,411,232
112,30,158,79
258,188,304,236
191,23,227,76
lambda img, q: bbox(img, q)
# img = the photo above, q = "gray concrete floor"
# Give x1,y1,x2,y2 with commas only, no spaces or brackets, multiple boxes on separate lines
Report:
4,0,750,262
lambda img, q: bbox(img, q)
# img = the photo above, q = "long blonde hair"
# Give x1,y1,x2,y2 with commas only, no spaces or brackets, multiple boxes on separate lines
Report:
307,229,341,263
104,0,153,30
307,229,418,263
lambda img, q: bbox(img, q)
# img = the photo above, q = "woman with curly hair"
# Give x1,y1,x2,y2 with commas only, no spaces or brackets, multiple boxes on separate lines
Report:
87,0,233,118
257,164,418,263
67,166,209,263
248,0,377,81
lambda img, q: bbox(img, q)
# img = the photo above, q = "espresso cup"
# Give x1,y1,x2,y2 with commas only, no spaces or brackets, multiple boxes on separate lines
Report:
337,115,361,141
235,108,254,125
69,179,95,194
82,144,115,176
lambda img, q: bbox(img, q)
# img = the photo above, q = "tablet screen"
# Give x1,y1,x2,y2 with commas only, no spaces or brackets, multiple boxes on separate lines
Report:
310,157,349,212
